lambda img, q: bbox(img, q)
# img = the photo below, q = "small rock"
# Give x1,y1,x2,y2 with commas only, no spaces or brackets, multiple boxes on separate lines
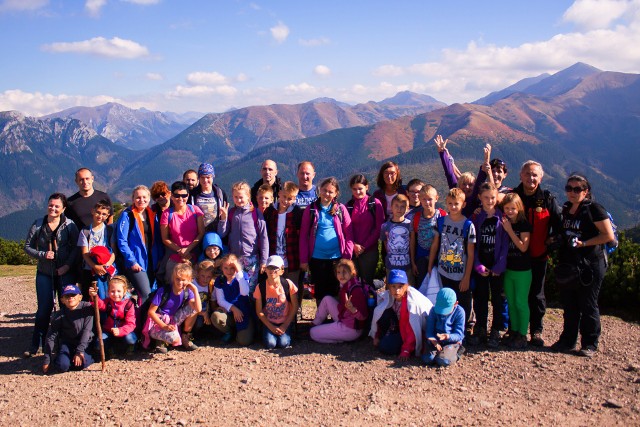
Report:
604,399,623,409
625,363,639,372
241,378,251,384
177,419,187,426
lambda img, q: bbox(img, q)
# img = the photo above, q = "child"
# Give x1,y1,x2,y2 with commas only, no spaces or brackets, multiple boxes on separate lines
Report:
262,181,304,294
370,270,432,360
191,259,218,338
310,259,369,344
145,262,202,353
88,275,137,356
501,193,532,349
218,181,268,292
470,182,509,348
78,199,116,301
254,255,299,349
43,284,94,373
199,231,223,274
380,194,412,283
405,178,425,221
410,185,446,287
427,188,476,334
256,184,274,214
210,254,254,346
422,287,465,367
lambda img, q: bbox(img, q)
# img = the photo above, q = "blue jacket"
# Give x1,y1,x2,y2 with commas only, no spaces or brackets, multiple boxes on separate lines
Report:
199,232,224,261
425,304,465,344
117,206,163,272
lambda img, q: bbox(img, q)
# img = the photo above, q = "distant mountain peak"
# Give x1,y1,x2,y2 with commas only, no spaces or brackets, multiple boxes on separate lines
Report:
379,91,442,106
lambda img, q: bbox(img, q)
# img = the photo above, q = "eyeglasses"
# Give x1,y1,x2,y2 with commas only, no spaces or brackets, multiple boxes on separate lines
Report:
172,193,189,199
266,266,280,271
565,185,585,194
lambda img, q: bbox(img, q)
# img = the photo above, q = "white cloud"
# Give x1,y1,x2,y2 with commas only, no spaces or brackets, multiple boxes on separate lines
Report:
299,37,330,47
85,0,106,17
0,0,48,12
186,71,228,86
314,65,331,78
562,0,632,30
169,85,237,98
373,64,405,77
284,82,317,95
270,21,289,43
145,72,163,81
42,37,150,59
236,73,249,82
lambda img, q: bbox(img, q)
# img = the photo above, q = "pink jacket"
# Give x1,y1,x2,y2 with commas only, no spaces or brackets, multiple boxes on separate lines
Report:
299,201,354,264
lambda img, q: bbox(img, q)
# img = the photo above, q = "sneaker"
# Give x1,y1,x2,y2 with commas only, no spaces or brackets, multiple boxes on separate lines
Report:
154,343,168,354
221,332,234,344
577,345,597,358
511,333,528,350
487,329,501,349
23,346,39,358
421,352,436,366
530,332,544,347
467,327,487,346
550,340,575,353
181,332,198,351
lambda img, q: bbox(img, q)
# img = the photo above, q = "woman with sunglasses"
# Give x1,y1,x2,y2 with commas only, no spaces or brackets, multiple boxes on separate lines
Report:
160,181,205,283
552,174,614,358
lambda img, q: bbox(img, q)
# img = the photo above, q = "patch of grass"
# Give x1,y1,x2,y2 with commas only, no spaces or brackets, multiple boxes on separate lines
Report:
0,265,36,277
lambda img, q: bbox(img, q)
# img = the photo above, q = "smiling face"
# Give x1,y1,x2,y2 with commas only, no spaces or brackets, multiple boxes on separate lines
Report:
458,178,474,199
75,169,94,194
297,163,315,191
199,174,213,193
407,184,422,206
47,197,65,219
184,172,198,191
61,293,82,310
278,191,297,212
132,189,150,210
172,271,192,294
257,191,274,211
92,207,110,226
419,189,438,216
479,189,497,211
446,195,465,217
171,189,189,208
108,280,126,303
520,164,543,195
205,245,221,260
351,183,368,200
383,166,398,187
492,166,507,188
390,199,408,220
221,260,238,281
197,269,213,287
233,188,250,207
335,266,353,285
319,183,337,206
502,201,519,221
565,179,588,205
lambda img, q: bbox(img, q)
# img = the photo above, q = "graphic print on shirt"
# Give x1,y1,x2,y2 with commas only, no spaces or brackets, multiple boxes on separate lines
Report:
196,193,218,228
265,293,287,320
439,226,465,275
387,223,410,267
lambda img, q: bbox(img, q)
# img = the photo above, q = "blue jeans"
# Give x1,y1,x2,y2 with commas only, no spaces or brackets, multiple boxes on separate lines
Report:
32,271,73,351
378,332,403,355
55,343,94,372
262,324,292,349
126,269,153,304
102,331,137,352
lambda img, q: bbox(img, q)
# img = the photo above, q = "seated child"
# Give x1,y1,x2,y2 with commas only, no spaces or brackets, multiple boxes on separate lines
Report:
145,262,202,353
191,259,218,338
310,259,368,344
89,275,137,357
253,255,298,349
210,254,254,346
369,270,432,360
43,284,94,373
422,287,466,368
199,232,224,273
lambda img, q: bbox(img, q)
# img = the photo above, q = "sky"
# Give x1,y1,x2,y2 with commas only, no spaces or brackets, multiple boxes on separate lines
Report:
1,0,639,116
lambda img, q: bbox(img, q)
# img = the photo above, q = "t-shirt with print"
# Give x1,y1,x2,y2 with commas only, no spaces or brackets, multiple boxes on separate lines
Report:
151,286,194,317
380,219,411,270
77,223,108,271
415,210,443,259
559,201,608,263
477,216,499,269
437,216,476,281
253,280,298,325
296,186,317,208
506,220,532,271
160,205,204,262
193,278,214,312
194,192,218,232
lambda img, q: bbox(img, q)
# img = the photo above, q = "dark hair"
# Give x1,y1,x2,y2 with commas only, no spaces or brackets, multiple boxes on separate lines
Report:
74,167,93,180
182,169,197,180
406,178,425,190
349,174,369,188
171,181,188,193
376,161,402,191
478,182,497,195
48,193,68,209
490,158,508,173
567,173,592,200
319,177,341,215
93,199,111,211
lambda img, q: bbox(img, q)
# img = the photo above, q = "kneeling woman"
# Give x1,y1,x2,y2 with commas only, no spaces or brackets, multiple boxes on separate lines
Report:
552,174,614,358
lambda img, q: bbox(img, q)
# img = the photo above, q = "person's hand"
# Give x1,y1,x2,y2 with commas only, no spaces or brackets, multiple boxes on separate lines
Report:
437,333,449,342
480,269,490,277
88,286,98,298
231,306,244,323
272,326,285,336
353,244,364,257
56,265,69,276
45,251,55,260
203,314,211,326
42,364,49,374
259,264,266,274
72,353,84,367
501,216,513,233
373,337,380,347
398,350,411,361
484,143,492,163
111,327,120,337
93,264,107,276
162,323,176,332
460,276,470,292
482,162,492,174
219,202,229,221
344,295,356,314
434,135,448,152
177,246,190,259
131,263,143,273
412,263,419,276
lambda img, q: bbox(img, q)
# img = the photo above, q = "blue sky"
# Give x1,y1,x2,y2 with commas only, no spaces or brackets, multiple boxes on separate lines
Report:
1,0,639,115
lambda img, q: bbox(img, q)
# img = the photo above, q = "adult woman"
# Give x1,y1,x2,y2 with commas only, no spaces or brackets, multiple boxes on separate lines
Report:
300,177,354,304
117,185,162,303
373,161,406,220
23,193,79,357
552,174,614,358
160,181,205,283
348,174,384,285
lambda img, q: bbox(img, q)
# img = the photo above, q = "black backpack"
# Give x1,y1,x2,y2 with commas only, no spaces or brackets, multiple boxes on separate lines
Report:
258,279,292,309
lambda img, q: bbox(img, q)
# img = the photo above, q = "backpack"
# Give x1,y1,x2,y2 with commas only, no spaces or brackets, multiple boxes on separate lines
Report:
346,279,377,333
436,216,473,252
346,196,376,221
583,204,618,255
412,208,447,233
135,285,190,347
168,204,195,222
104,298,137,327
308,201,343,237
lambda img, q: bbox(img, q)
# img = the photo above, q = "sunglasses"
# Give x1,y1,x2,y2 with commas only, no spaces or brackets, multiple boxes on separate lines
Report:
172,193,189,199
266,266,281,271
565,185,585,194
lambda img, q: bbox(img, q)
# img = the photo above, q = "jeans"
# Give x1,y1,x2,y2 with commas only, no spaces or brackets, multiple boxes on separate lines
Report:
55,343,94,372
529,257,548,334
102,331,137,353
32,271,73,351
126,268,153,304
262,324,293,349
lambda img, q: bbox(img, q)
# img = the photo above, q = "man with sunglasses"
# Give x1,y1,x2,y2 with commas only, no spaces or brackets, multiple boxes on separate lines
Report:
512,160,562,347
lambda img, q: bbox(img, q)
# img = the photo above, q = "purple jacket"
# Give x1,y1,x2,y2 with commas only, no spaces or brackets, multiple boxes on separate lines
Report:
439,150,483,217
349,196,385,253
299,201,354,264
472,208,509,275
218,205,268,263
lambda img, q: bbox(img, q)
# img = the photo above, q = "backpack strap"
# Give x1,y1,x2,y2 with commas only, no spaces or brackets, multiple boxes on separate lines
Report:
259,279,291,310
462,219,473,251
412,210,421,233
436,215,446,235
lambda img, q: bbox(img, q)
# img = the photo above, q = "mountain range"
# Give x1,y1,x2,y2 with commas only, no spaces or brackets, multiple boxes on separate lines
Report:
1,63,639,240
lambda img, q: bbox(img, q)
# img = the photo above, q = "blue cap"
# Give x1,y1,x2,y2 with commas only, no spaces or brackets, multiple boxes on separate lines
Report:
61,283,81,296
198,163,215,177
387,269,408,285
434,287,457,315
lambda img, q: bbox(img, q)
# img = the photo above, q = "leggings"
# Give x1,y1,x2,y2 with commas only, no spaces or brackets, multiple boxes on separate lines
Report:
503,269,531,336
310,296,362,343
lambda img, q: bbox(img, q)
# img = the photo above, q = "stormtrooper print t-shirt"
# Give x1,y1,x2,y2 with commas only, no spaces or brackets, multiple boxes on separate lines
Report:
380,219,412,270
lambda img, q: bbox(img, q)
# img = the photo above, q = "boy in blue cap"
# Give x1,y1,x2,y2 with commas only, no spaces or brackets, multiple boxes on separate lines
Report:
422,287,465,367
43,284,95,373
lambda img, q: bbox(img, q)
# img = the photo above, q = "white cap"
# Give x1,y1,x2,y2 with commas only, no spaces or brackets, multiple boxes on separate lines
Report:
266,255,284,269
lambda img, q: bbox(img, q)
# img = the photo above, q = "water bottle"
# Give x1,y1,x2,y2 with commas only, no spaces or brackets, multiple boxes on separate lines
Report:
367,289,376,308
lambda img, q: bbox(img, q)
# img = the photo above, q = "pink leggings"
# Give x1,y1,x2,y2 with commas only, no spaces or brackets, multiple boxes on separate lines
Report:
310,296,362,343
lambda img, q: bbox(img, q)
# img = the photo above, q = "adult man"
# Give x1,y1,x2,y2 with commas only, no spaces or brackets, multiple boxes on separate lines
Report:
183,169,198,205
295,161,317,208
250,159,282,207
66,168,113,230
512,160,562,347
191,163,228,232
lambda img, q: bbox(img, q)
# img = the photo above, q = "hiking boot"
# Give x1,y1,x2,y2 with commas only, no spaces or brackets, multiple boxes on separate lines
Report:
181,332,198,351
550,340,575,354
578,345,597,358
530,332,544,347
467,327,487,346
510,333,528,350
125,344,135,356
487,329,501,349
154,343,168,354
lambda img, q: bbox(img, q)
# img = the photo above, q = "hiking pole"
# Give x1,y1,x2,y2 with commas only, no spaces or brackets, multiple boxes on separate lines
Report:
91,281,106,371
49,240,58,313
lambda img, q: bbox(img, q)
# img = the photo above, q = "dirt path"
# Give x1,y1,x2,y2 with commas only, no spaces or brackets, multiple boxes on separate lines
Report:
0,276,638,426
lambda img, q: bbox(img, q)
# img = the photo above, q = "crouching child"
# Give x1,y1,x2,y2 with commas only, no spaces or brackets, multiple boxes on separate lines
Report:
422,287,465,367
43,284,94,373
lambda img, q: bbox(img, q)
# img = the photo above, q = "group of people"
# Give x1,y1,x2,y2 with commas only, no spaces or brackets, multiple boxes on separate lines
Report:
23,135,616,372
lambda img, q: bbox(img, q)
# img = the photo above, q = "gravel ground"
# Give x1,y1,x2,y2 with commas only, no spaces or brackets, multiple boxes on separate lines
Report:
1,275,639,426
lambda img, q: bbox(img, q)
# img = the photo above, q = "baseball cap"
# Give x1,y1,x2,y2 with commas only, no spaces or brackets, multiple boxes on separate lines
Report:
61,284,82,297
387,269,408,285
265,255,284,269
434,287,457,315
